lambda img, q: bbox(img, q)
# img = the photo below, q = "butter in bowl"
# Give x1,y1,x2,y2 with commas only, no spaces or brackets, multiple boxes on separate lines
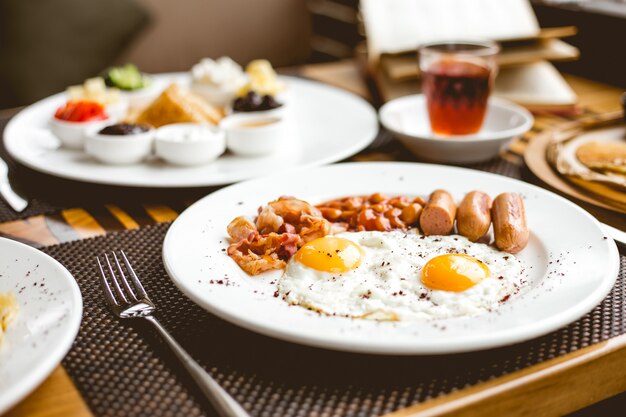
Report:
219,113,287,156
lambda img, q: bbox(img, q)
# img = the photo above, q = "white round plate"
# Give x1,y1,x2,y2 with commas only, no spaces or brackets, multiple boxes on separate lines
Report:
163,162,619,355
3,75,378,188
379,95,533,163
0,238,82,413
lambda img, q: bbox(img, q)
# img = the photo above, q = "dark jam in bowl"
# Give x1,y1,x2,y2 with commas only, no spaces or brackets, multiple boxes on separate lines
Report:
422,60,491,136
233,92,282,112
99,123,151,136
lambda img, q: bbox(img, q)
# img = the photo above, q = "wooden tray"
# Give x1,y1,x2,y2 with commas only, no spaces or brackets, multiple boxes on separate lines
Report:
524,114,626,215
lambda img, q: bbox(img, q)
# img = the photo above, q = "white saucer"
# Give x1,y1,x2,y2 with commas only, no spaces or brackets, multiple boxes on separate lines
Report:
379,94,533,164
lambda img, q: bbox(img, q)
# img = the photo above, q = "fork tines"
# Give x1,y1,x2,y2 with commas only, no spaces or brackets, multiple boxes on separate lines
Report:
96,250,150,307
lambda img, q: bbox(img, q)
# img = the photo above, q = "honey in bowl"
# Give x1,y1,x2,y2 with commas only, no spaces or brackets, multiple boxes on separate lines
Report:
422,60,492,136
237,117,280,128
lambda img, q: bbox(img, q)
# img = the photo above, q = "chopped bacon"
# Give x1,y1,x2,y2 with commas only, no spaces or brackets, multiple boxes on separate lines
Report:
227,248,285,275
256,205,284,234
226,197,332,274
267,197,322,224
276,232,301,259
227,216,257,242
298,214,331,243
227,232,303,275
278,222,296,234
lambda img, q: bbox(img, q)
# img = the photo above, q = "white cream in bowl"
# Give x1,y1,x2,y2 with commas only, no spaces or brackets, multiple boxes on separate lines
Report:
155,123,226,166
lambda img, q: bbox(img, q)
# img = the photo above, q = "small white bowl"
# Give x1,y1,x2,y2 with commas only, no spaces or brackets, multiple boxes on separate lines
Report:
379,94,534,164
220,113,286,156
155,123,226,166
84,124,154,165
121,76,165,109
227,88,291,118
50,117,111,149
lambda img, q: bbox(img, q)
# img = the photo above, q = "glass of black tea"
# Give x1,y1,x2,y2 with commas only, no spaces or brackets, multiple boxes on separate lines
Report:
419,41,499,136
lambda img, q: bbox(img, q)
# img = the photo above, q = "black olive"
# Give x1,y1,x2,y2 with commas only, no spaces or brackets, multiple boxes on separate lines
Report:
233,92,282,112
261,95,280,110
99,123,151,136
232,97,246,112
247,92,263,108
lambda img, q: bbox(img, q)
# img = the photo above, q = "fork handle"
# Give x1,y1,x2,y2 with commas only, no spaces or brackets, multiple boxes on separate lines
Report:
144,315,250,417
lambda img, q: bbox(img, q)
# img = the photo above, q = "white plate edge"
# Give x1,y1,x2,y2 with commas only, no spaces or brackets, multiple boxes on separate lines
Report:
0,238,83,414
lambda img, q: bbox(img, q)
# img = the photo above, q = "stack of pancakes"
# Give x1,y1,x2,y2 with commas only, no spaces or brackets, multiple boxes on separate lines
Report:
549,128,626,211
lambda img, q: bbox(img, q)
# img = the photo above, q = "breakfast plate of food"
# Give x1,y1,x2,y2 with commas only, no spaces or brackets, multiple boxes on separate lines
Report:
0,237,82,414
3,58,378,187
162,162,620,354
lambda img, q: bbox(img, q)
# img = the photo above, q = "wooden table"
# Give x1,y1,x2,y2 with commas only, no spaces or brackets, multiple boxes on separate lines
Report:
1,60,624,417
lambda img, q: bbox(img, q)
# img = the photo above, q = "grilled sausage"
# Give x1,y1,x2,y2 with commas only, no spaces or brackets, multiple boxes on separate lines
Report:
420,189,457,235
457,191,492,242
491,192,529,253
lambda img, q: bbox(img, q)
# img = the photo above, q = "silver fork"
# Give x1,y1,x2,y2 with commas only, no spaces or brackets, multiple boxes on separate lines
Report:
96,251,249,417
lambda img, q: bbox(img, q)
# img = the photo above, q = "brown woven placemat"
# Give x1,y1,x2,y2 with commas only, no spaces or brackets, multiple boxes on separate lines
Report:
43,220,625,417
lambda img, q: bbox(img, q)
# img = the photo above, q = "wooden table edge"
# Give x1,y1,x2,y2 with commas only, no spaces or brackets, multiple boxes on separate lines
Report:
4,366,92,417
385,333,626,417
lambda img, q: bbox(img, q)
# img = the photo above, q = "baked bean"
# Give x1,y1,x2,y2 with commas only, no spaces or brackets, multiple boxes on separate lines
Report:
317,193,428,232
357,208,377,230
400,203,422,225
371,204,386,213
374,214,392,231
389,196,409,208
345,197,363,210
369,193,387,204
319,207,342,220
384,207,405,228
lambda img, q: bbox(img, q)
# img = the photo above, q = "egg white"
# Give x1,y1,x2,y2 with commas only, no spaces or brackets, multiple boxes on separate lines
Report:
278,230,526,320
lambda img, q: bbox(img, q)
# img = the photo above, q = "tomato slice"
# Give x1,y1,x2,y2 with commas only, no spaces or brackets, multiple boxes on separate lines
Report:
54,101,108,122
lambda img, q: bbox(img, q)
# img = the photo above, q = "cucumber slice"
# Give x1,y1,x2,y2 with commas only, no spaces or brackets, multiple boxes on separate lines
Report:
105,64,150,91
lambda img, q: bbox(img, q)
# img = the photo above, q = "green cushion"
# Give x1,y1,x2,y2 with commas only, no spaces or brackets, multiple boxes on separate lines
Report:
0,0,150,108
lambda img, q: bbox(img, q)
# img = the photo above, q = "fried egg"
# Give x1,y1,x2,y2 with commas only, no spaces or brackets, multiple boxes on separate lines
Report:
278,230,526,320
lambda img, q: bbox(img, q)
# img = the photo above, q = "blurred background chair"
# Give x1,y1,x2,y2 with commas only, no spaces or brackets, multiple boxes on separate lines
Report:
0,0,624,107
0,0,312,109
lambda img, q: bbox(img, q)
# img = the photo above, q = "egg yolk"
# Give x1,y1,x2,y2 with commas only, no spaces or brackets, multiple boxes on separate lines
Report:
295,237,364,273
421,254,490,292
